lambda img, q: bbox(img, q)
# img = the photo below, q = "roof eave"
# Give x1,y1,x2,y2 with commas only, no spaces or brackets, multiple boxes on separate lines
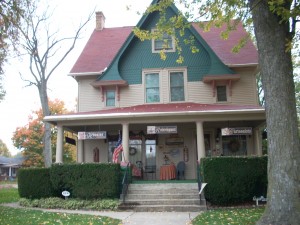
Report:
44,108,265,124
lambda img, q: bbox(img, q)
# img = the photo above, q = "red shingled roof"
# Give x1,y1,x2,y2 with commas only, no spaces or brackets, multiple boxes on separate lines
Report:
192,22,258,66
70,22,258,75
71,102,263,116
70,27,132,74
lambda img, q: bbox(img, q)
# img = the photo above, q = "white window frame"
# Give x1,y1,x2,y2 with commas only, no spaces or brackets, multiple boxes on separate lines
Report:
151,29,175,53
105,89,116,107
143,70,162,104
169,70,186,102
216,85,228,102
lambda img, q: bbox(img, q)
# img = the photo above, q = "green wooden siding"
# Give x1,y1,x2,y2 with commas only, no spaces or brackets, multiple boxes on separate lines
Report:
100,6,234,84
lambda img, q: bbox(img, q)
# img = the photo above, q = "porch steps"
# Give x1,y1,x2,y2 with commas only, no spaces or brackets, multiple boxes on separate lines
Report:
119,182,207,212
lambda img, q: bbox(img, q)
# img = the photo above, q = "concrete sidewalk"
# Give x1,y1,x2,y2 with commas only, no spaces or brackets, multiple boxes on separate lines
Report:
2,202,201,225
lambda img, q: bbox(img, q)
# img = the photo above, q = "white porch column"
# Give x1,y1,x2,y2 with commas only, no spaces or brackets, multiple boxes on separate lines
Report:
196,121,206,160
254,128,263,156
77,140,84,163
122,123,129,162
55,124,64,163
9,167,12,177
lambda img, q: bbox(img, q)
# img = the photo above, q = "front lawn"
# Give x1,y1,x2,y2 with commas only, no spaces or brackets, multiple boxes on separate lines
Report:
0,206,120,225
0,187,19,203
192,207,265,225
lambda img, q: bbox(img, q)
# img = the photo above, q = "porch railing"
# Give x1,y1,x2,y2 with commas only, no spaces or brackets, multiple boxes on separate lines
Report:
197,160,203,205
121,162,130,203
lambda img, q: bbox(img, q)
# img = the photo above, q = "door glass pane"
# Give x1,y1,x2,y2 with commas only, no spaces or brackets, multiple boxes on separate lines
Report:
145,140,156,167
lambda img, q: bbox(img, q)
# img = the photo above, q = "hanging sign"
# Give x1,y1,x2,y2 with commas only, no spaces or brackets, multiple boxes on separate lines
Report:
78,131,107,140
221,127,252,136
147,126,177,134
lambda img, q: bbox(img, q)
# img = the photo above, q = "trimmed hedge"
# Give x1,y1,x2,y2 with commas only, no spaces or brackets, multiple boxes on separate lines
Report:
50,163,121,199
18,168,54,199
18,163,121,200
200,156,267,205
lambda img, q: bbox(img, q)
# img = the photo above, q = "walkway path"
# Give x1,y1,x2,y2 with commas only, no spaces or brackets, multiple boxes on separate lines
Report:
2,202,201,225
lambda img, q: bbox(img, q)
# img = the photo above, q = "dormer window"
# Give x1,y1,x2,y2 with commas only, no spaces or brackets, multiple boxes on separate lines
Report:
152,29,175,53
216,86,227,102
106,90,115,106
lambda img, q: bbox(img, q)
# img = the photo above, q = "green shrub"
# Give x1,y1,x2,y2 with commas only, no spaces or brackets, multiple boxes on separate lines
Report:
19,197,119,210
50,163,121,199
18,168,54,199
200,156,267,205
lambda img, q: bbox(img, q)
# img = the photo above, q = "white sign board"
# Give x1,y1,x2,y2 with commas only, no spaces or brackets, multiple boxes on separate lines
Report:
62,190,70,197
78,131,107,140
147,126,177,134
221,127,252,136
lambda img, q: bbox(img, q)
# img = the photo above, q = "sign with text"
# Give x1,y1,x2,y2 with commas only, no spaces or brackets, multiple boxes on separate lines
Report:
147,126,177,134
78,131,107,140
221,127,252,136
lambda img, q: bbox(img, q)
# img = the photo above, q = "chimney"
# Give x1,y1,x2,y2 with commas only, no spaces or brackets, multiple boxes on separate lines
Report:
95,11,105,31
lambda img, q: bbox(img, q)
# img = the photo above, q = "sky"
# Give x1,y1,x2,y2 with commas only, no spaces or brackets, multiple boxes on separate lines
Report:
0,0,152,156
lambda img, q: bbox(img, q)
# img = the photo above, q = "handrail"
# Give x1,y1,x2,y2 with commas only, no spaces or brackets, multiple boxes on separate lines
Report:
121,162,130,203
197,161,202,204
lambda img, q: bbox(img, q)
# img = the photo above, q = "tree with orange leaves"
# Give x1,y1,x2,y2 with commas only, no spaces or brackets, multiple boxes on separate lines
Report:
12,99,76,167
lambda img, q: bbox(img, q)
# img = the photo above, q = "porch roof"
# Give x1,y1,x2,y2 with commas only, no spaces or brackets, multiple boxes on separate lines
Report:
44,102,265,125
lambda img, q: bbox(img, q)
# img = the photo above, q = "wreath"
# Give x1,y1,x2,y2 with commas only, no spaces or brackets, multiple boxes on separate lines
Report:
129,147,137,155
228,139,240,152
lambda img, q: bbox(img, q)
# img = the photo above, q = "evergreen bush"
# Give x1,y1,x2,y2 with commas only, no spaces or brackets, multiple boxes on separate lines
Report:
200,156,267,205
18,168,54,199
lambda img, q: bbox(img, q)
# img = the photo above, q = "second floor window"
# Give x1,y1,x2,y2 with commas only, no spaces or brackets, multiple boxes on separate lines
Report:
106,90,115,106
170,72,185,101
145,73,160,103
217,86,227,102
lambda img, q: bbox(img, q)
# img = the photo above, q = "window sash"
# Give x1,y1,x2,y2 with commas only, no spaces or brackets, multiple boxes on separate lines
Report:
146,73,160,103
153,32,174,51
217,86,227,102
170,72,184,102
106,90,115,106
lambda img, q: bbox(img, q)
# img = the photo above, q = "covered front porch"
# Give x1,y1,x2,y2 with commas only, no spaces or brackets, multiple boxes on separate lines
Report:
44,103,266,180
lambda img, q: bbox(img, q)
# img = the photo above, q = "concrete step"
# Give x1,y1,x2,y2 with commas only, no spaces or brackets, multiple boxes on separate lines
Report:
119,204,207,212
125,193,199,200
119,182,207,212
124,198,201,205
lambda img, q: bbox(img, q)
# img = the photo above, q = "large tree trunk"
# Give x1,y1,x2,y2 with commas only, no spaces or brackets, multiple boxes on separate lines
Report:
249,1,300,224
38,80,52,168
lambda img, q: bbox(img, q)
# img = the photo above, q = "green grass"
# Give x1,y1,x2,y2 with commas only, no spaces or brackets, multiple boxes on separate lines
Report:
192,207,265,225
0,206,120,225
0,188,19,203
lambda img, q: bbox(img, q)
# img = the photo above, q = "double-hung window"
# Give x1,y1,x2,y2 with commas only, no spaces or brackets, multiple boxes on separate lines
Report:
145,73,160,103
170,72,185,102
152,30,175,52
216,86,227,102
106,90,115,106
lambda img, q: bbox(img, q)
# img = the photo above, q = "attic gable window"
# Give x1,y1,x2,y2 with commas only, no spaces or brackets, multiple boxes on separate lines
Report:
152,29,175,53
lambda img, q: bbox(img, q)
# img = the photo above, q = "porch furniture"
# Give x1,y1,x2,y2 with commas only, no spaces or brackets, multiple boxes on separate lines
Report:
160,164,176,180
144,165,156,180
176,161,185,180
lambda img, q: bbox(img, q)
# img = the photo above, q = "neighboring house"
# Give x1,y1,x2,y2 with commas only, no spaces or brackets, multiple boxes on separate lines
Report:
44,0,265,180
0,156,24,181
